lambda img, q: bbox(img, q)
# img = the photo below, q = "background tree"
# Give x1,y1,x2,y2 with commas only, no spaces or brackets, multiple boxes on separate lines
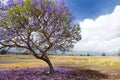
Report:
87,53,90,56
102,53,106,56
118,48,120,56
0,47,10,55
0,49,7,55
0,0,81,74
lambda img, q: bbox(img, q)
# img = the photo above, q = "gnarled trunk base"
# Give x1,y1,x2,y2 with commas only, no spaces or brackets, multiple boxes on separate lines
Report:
41,55,54,74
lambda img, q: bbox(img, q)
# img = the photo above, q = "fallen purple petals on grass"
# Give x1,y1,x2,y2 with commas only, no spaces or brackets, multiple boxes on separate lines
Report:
0,67,107,80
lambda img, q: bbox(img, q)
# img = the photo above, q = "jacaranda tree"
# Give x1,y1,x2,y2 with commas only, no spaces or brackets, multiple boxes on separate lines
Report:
0,0,81,74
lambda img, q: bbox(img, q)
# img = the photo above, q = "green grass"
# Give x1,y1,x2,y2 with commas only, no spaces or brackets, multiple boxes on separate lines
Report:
0,55,120,69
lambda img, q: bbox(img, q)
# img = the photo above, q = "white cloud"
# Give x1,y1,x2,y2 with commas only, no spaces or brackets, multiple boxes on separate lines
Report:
74,5,120,54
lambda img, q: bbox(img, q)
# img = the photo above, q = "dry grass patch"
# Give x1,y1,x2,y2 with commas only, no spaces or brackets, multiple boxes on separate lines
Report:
0,55,120,69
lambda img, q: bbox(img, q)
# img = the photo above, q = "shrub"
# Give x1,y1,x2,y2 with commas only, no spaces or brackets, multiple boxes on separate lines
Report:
0,49,7,55
102,53,106,56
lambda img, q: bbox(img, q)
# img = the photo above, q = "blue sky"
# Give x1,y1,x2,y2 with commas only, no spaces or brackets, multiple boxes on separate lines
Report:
1,0,120,55
65,0,120,20
64,0,120,55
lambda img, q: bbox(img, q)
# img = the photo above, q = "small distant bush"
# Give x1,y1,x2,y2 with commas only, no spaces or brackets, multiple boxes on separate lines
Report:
79,54,86,56
117,49,120,56
118,53,120,56
68,54,76,56
102,53,106,56
87,53,90,56
0,49,7,55
22,53,30,55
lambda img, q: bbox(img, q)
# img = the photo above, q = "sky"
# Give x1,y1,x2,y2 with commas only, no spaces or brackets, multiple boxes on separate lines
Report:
65,0,120,20
65,0,120,55
1,0,120,55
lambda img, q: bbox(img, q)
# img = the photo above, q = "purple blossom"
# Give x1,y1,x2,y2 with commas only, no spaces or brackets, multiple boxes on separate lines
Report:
55,0,64,15
25,25,29,28
0,5,7,10
57,0,63,8
1,11,8,19
8,28,15,36
7,0,14,7
0,27,4,33
12,19,15,25
0,67,107,80
0,1,6,10
29,19,34,25
30,0,37,5
55,4,61,15
62,11,66,16
31,26,36,29
37,0,42,7
0,33,3,40
46,5,51,12
3,13,8,18
18,0,24,6
55,7,60,16
46,26,51,31
31,0,42,6
29,19,37,29
46,0,49,2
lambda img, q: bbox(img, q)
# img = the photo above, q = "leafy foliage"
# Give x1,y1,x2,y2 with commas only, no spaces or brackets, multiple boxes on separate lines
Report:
0,0,81,54
0,0,81,73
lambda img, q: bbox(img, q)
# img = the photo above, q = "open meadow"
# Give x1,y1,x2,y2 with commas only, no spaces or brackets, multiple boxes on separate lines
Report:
0,55,120,80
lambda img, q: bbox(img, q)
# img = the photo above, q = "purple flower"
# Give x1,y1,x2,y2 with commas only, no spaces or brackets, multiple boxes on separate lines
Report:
25,25,29,28
46,26,51,31
29,19,34,25
0,5,7,10
0,26,4,31
37,0,42,7
8,28,15,36
30,0,37,5
31,25,37,29
46,5,51,12
18,0,24,6
31,0,42,6
55,0,64,15
1,11,8,19
7,0,14,7
0,0,8,10
0,34,3,40
55,7,60,16
12,19,15,25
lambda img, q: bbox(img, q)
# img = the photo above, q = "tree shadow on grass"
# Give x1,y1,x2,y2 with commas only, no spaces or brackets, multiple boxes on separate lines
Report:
64,69,108,80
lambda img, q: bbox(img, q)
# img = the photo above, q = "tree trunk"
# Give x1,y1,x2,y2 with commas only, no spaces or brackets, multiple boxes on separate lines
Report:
42,56,54,74
32,52,54,74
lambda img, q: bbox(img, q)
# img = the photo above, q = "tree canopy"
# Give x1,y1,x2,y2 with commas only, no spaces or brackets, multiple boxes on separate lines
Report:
0,0,81,73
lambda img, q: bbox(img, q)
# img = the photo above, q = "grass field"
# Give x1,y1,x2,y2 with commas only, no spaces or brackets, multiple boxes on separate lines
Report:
0,55,120,69
0,55,120,80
